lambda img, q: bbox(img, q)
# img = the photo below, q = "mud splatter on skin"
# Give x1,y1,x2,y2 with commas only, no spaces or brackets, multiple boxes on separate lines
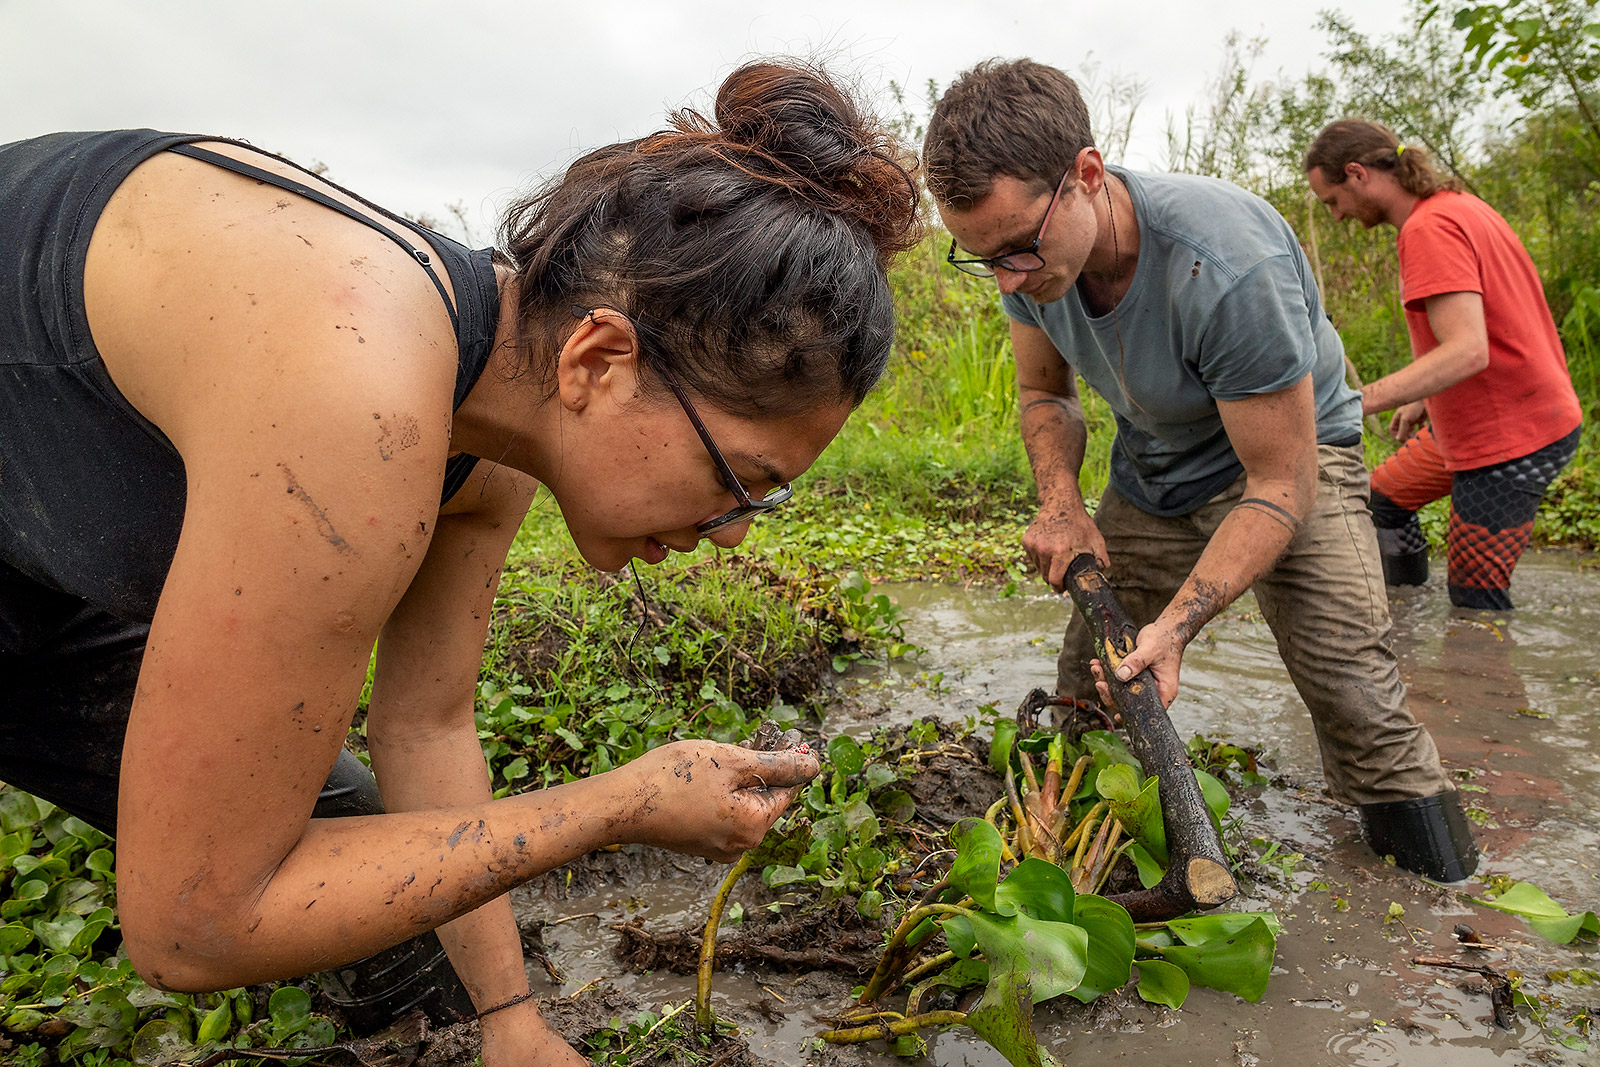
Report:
278,464,354,554
446,819,486,849
1172,577,1230,646
513,833,527,850
373,412,422,461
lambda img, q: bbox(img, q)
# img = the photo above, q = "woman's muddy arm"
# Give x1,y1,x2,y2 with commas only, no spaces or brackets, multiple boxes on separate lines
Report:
363,461,540,1026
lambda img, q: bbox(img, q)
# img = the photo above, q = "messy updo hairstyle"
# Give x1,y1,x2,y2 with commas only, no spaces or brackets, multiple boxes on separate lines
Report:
1304,119,1463,198
499,60,921,419
923,59,1095,210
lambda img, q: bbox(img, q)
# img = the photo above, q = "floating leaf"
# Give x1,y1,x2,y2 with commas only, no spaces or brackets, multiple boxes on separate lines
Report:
1134,958,1190,1008
967,910,1088,1004
963,967,1061,1067
876,789,916,823
1165,912,1284,944
0,790,41,834
57,988,137,1050
942,913,977,958
132,1019,195,1066
1066,895,1136,1002
197,999,233,1044
1128,842,1165,888
0,921,35,956
1195,769,1230,821
994,858,1074,922
1150,916,1275,1002
1473,882,1600,944
926,957,990,993
949,819,1004,911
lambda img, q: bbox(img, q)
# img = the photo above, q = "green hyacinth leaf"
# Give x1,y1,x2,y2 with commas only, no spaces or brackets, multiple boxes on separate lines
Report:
994,858,1075,922
1127,842,1166,888
1134,958,1190,1008
1097,767,1167,865
1065,894,1136,1002
1474,882,1600,944
1153,916,1276,1002
1166,912,1284,945
990,719,1020,773
967,910,1088,1004
963,967,1061,1067
949,818,1004,910
941,913,978,958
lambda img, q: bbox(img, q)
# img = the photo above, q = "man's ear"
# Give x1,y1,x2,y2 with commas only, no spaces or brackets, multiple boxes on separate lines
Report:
554,308,640,413
1076,146,1107,197
1344,161,1368,184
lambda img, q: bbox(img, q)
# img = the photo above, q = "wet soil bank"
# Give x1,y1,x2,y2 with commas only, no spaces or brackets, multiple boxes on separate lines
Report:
438,552,1597,1066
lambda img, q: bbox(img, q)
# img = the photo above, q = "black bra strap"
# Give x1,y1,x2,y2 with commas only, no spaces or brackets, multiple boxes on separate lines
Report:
167,142,459,335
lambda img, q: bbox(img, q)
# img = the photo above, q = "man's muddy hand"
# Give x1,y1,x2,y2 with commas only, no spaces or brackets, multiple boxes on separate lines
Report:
1024,506,1108,591
1089,620,1184,709
619,739,820,863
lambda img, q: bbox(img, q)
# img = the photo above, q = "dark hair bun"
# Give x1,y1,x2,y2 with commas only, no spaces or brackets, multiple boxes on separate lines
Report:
664,61,921,264
500,58,921,419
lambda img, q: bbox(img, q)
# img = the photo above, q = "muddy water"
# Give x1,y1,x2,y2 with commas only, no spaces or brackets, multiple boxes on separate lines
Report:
514,552,1599,1066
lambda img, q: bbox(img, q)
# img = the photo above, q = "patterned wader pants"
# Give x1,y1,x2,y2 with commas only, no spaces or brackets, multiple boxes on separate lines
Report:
1057,444,1454,807
1369,424,1581,611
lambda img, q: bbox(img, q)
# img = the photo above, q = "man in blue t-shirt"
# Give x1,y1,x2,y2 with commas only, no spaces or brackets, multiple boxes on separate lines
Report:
923,59,1474,881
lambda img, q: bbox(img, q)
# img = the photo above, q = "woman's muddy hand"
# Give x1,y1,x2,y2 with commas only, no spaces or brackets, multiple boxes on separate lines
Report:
620,739,820,862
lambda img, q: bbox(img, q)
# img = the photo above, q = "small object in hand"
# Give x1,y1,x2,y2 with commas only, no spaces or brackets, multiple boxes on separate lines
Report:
740,721,806,753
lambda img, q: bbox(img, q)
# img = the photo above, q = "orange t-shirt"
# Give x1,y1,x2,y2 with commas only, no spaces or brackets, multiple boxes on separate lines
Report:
1397,191,1581,470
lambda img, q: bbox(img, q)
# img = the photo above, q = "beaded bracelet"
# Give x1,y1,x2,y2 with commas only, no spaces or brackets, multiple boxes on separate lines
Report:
476,990,537,1020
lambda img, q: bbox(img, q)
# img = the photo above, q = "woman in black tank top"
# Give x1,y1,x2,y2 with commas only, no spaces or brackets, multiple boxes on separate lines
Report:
0,62,918,1065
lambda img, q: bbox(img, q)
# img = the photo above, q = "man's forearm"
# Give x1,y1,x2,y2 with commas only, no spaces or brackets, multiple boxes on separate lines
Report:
1019,386,1090,513
1362,335,1487,414
1153,486,1302,647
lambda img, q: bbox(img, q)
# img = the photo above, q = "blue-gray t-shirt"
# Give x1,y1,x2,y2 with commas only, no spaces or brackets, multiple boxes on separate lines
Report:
1002,167,1362,516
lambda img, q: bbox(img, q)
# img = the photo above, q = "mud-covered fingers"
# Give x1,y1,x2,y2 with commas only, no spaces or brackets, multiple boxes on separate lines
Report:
738,748,820,791
1088,658,1121,713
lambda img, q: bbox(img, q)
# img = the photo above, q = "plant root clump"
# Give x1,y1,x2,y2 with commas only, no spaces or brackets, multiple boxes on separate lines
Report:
614,897,885,976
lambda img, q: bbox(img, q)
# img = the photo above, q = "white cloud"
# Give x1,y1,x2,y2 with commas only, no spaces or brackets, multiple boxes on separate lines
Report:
0,0,1408,242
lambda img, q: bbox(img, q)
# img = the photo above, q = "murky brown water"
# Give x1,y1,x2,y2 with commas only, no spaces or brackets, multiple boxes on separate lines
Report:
513,552,1600,1066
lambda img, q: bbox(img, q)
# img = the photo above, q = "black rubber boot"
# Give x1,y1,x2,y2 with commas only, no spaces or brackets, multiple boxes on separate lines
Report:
1360,791,1480,882
311,751,477,1031
1375,527,1429,586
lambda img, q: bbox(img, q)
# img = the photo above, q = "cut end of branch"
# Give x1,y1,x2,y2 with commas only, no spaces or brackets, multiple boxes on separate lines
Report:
1186,857,1238,907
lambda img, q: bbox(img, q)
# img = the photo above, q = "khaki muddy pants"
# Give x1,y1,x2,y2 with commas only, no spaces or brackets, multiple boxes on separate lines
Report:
1058,444,1452,806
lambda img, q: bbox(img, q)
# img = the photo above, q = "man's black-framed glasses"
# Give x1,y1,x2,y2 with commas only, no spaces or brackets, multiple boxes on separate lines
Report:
656,367,794,535
946,167,1073,278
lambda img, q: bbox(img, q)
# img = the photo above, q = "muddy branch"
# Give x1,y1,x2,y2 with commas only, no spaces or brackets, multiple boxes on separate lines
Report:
1062,553,1237,921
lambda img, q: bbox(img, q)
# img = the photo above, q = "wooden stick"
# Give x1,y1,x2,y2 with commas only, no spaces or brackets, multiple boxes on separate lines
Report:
1062,554,1237,920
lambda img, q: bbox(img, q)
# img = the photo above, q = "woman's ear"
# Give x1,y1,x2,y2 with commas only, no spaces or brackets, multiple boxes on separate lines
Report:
554,309,640,413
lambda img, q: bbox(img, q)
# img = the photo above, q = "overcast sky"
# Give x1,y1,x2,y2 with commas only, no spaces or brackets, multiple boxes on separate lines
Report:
1,0,1407,244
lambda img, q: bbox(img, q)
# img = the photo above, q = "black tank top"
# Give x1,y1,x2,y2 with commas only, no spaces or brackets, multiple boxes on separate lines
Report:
0,129,499,650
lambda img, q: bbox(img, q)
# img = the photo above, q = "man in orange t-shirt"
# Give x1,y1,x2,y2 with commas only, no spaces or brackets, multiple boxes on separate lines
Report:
1306,120,1581,610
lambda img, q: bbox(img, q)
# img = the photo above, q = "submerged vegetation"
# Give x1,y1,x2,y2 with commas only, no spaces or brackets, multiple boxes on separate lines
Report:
6,2,1600,1063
